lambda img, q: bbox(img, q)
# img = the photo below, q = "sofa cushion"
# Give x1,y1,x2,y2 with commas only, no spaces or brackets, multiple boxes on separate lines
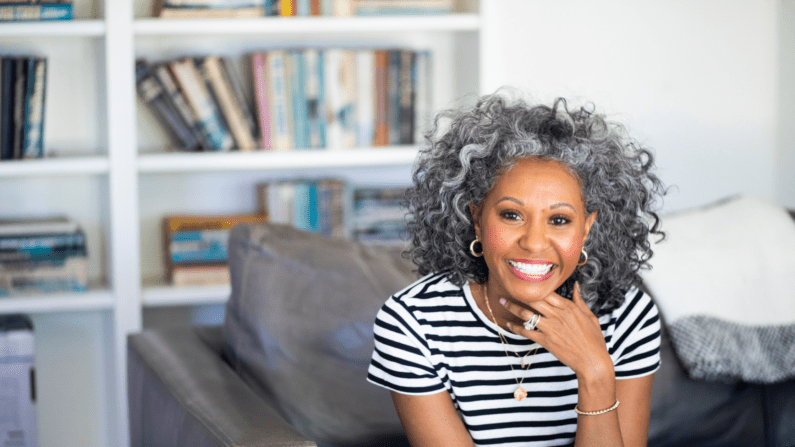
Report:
639,195,795,383
223,223,417,446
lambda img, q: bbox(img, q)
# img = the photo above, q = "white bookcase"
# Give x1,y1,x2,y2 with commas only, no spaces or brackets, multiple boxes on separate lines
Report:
0,0,481,445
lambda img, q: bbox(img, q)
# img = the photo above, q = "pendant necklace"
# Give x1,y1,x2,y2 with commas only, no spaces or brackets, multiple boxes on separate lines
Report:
482,284,540,402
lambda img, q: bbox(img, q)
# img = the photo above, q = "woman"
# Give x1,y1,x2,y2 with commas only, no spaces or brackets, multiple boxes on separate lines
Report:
367,93,666,446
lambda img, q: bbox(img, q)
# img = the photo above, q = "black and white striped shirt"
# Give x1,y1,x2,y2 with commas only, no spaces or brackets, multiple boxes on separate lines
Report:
367,272,661,446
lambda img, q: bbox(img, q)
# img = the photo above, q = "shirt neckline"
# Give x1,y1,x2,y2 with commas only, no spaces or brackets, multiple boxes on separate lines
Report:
463,281,528,341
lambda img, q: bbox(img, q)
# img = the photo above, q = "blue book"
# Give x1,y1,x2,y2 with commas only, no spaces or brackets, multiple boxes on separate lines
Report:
293,182,312,231
307,181,319,232
296,0,310,16
290,51,309,149
0,4,73,22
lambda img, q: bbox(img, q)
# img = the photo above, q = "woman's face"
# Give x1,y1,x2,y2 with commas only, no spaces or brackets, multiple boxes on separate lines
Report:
470,157,596,305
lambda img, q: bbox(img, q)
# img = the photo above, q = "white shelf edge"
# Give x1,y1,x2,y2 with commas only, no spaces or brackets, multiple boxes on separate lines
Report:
0,19,105,37
142,282,230,307
137,147,418,173
134,14,480,35
0,288,115,314
0,156,109,177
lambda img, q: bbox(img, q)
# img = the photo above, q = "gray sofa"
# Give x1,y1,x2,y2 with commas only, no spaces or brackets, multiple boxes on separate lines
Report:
128,215,795,447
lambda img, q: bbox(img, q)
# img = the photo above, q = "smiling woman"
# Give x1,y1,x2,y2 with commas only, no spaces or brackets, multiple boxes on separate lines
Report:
367,93,667,447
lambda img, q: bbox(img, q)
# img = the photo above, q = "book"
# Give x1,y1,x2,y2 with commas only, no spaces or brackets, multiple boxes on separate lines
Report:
162,213,269,282
199,56,258,151
169,229,229,264
152,62,208,151
171,263,229,286
0,256,88,295
304,49,326,149
355,0,453,15
0,216,79,236
1,57,14,160
324,49,357,149
136,60,202,152
168,58,235,151
266,50,293,150
398,50,415,144
351,187,408,246
387,50,401,145
280,0,294,16
356,50,375,147
413,50,431,145
157,6,264,19
11,57,28,160
220,58,259,147
289,51,309,149
251,52,273,150
256,179,345,236
332,0,353,16
22,58,46,159
373,50,389,146
0,3,73,21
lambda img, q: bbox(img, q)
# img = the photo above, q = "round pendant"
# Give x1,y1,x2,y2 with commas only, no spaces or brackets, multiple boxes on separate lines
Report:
514,387,527,401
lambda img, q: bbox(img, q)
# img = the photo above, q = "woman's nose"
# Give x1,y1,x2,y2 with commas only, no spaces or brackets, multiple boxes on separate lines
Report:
519,222,547,252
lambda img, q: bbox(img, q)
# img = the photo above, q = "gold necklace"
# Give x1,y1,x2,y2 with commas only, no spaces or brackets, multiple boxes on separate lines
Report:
481,283,540,401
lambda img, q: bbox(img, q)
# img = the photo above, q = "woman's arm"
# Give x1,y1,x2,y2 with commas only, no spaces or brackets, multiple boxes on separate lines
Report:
391,391,475,447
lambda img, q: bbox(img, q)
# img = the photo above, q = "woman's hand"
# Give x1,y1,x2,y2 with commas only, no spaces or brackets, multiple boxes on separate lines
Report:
501,282,614,383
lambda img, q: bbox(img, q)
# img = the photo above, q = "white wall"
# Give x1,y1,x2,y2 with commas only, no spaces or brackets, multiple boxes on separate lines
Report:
778,0,795,208
480,0,784,212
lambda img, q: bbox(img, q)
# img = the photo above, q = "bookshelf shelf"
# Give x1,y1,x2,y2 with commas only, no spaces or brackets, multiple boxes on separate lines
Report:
137,147,419,174
142,281,230,307
0,288,114,314
0,20,105,37
133,14,480,36
0,156,109,177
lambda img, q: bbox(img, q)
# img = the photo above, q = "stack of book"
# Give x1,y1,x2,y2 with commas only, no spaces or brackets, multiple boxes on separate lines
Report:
1,56,47,161
136,57,257,152
256,179,346,237
355,0,454,15
351,187,408,246
0,217,88,296
0,0,72,21
251,48,431,151
153,0,359,18
163,214,269,286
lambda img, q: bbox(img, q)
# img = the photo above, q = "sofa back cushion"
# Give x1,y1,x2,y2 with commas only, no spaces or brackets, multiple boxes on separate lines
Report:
223,223,417,446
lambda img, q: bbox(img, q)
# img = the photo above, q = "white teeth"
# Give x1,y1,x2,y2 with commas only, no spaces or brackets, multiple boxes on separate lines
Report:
508,260,553,275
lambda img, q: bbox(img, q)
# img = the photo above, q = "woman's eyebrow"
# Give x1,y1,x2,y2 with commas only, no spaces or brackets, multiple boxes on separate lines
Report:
496,197,523,205
550,202,577,214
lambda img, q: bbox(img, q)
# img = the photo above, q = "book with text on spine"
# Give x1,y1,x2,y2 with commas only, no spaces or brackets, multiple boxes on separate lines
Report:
0,3,73,22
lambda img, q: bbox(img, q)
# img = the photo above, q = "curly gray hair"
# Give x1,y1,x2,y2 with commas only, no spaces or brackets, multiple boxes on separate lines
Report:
405,93,665,316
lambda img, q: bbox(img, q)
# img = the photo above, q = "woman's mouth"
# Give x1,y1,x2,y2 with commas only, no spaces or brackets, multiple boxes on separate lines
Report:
507,260,556,282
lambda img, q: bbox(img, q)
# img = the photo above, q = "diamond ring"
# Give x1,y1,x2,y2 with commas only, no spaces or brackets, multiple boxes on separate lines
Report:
523,313,541,331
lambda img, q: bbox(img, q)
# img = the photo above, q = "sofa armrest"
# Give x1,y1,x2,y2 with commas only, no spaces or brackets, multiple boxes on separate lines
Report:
128,326,316,447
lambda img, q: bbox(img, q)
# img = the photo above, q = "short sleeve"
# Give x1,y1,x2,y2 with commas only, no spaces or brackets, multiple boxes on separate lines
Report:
367,297,446,395
609,289,662,379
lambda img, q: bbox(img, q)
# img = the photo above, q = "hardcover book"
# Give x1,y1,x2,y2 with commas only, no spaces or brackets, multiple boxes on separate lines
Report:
23,58,46,159
153,62,209,151
199,56,258,151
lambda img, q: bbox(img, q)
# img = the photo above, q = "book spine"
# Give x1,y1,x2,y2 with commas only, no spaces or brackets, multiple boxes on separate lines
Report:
332,0,352,16
280,0,293,16
398,50,415,145
338,50,358,149
0,3,72,21
356,50,375,147
0,57,14,160
163,0,262,6
135,60,201,151
324,49,342,149
373,50,389,146
290,51,309,149
292,182,312,232
11,57,27,160
296,0,309,15
0,256,88,295
387,50,401,146
267,50,293,150
157,6,264,19
414,50,432,145
304,49,325,149
309,0,320,15
201,56,258,151
195,56,234,147
152,63,208,151
171,264,229,287
251,52,273,150
169,58,235,152
22,58,45,159
220,58,258,145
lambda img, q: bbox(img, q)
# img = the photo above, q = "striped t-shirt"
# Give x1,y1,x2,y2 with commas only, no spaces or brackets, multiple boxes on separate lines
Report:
367,272,661,446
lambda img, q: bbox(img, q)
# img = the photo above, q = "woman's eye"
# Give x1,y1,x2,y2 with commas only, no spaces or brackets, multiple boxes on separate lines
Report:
551,216,570,225
500,211,520,220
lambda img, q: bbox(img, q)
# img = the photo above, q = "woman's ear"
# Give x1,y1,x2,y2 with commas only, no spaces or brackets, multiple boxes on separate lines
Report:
584,210,597,241
469,202,482,237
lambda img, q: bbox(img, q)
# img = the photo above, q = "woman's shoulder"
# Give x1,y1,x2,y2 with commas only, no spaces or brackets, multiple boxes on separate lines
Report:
606,286,660,328
378,272,465,323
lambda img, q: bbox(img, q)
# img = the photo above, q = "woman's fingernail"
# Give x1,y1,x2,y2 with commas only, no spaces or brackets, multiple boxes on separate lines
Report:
506,322,512,328
499,298,506,305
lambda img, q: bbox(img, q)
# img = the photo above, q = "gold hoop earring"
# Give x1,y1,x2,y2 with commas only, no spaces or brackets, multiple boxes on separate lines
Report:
469,239,483,257
577,249,588,266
